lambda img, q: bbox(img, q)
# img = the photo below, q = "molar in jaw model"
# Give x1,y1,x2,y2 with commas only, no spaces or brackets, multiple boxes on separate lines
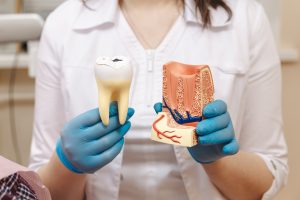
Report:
151,61,214,147
95,56,133,126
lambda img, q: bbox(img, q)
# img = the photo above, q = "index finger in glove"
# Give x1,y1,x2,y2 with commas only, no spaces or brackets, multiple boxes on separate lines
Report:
196,112,230,136
153,102,163,114
84,108,134,140
72,102,119,129
203,100,227,119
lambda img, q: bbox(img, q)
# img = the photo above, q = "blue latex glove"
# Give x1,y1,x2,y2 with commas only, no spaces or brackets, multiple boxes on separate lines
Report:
56,102,134,173
154,100,239,164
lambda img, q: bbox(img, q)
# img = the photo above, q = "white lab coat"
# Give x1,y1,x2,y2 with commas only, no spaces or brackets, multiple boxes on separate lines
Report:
29,0,288,199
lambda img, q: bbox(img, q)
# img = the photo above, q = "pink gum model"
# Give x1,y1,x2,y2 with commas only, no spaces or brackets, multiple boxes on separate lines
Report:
151,61,214,147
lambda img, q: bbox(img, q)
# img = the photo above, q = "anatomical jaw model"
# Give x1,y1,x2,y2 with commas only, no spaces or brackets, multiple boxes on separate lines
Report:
95,56,133,126
151,62,214,147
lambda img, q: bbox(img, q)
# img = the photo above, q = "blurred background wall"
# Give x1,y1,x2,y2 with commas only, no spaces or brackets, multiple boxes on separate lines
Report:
0,0,299,199
274,0,300,199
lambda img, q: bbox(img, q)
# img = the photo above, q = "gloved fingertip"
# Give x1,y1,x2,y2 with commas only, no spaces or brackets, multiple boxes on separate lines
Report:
127,107,135,117
116,137,125,148
214,99,227,108
203,104,215,118
195,126,201,136
119,121,132,135
195,121,207,136
109,101,119,116
111,101,118,106
125,108,135,122
154,102,163,114
203,100,227,118
125,121,131,129
198,136,209,145
223,139,239,155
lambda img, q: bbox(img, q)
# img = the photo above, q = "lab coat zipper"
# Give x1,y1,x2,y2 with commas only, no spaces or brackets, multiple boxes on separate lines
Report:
146,50,155,107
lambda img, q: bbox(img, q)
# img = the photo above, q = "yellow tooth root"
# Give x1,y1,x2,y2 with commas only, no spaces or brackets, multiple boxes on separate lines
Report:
118,88,130,125
98,83,112,126
96,80,131,126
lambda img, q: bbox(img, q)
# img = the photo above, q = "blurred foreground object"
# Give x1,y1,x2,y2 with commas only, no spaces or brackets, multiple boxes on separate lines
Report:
23,0,65,19
0,14,43,43
0,156,51,199
0,14,44,77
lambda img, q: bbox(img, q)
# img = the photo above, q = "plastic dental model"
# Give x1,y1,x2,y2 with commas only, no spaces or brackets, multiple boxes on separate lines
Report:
95,56,133,126
151,61,214,147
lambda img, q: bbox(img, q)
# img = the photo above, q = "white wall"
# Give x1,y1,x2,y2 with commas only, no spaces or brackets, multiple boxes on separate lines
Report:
274,0,300,199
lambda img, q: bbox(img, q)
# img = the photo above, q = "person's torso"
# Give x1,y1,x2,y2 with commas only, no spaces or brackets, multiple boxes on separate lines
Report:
48,0,255,199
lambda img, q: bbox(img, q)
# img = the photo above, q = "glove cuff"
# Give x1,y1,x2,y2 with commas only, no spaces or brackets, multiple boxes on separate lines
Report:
56,138,83,174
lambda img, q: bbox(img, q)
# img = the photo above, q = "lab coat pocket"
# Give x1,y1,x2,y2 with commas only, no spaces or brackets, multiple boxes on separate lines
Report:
210,65,247,102
62,66,98,120
209,65,248,136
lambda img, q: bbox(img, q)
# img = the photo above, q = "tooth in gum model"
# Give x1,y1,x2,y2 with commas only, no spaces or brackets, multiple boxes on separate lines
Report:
95,56,133,126
151,61,214,147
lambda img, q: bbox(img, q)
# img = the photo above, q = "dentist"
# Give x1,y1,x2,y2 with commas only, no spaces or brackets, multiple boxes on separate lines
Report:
29,0,288,200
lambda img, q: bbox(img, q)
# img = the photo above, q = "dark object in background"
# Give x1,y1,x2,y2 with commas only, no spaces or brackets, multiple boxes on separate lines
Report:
0,156,51,200
0,173,38,200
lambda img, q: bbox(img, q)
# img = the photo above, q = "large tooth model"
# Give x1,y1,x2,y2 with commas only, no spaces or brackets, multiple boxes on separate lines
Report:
95,56,133,126
151,61,214,147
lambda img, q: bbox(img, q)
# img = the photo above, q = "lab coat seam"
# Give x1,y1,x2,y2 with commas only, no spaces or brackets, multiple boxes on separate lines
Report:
114,149,124,200
173,147,195,200
36,59,60,70
249,1,265,60
248,62,281,80
72,0,119,30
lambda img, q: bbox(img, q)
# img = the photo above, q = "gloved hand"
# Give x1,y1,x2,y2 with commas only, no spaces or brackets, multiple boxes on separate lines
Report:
154,100,239,164
56,102,134,173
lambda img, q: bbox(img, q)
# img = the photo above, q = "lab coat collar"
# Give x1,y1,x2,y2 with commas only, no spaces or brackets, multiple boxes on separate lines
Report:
184,0,236,27
72,0,235,30
72,0,119,30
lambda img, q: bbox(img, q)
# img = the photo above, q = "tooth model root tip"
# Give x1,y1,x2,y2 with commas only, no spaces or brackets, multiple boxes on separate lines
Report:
98,88,111,127
118,116,127,125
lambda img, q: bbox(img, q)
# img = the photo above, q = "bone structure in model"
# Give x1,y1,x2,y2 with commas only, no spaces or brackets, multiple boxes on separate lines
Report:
95,56,133,126
151,61,215,147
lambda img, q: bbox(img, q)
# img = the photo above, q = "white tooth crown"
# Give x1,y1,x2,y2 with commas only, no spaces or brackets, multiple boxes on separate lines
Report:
95,56,132,81
95,56,133,126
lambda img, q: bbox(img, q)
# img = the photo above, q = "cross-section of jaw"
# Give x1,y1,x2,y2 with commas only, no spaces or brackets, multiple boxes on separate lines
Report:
94,56,133,126
151,112,197,146
151,61,214,147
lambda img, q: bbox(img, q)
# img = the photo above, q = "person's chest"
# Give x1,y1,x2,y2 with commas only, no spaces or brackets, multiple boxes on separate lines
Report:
59,16,250,137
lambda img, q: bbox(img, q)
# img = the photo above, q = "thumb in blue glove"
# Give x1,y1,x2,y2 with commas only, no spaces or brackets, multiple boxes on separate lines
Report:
153,100,239,163
56,102,134,173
